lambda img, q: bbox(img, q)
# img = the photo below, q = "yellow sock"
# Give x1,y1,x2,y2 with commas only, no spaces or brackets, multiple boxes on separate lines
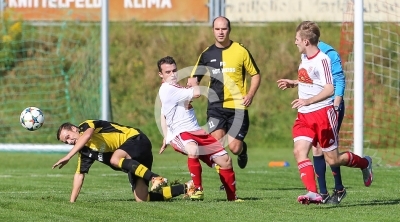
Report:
118,158,125,168
135,164,149,178
214,164,221,174
162,186,172,200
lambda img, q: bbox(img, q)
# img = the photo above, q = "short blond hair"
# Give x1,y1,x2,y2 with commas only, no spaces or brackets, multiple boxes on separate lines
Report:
296,21,320,45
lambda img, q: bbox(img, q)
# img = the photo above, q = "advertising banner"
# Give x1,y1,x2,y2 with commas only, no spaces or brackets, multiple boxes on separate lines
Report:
5,0,209,22
226,0,400,22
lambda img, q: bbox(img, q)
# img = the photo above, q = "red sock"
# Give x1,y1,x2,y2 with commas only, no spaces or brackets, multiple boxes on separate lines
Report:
298,159,318,193
188,158,202,190
219,168,237,201
345,152,369,169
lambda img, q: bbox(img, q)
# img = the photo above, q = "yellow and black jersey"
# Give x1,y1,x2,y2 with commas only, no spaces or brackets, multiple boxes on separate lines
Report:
191,41,260,109
76,120,141,174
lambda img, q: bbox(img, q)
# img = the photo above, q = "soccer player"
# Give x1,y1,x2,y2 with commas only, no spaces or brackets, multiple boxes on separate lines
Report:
276,21,373,204
52,120,189,203
157,56,241,201
190,16,261,169
313,41,347,204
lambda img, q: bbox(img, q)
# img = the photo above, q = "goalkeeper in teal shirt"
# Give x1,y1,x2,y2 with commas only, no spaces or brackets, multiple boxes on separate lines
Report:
313,41,346,204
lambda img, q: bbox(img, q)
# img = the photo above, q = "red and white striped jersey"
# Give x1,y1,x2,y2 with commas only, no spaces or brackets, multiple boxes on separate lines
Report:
297,51,334,113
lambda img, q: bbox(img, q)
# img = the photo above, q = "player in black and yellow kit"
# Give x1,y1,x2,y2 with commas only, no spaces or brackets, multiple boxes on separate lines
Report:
52,120,189,202
191,16,261,170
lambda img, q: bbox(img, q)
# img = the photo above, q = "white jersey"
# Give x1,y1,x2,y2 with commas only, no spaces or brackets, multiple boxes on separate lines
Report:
159,82,201,144
297,51,334,113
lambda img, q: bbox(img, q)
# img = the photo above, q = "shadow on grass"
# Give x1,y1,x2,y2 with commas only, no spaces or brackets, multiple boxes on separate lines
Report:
212,197,263,202
260,186,353,191
320,199,400,208
260,187,305,191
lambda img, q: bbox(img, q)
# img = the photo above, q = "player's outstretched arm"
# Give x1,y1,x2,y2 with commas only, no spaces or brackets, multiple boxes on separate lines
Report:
277,79,298,90
70,173,85,203
187,77,201,98
52,128,95,169
159,113,168,154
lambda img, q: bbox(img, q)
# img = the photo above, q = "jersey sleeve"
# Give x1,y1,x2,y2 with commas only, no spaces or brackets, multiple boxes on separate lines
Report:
160,83,194,103
78,120,96,132
190,50,208,82
318,57,333,85
325,50,345,97
243,46,260,76
75,152,95,174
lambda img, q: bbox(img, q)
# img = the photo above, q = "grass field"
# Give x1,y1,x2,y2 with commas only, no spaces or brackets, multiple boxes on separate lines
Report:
0,147,398,222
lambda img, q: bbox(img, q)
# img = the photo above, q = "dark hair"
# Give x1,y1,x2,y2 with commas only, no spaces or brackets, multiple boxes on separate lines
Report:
56,122,77,140
212,16,231,31
157,56,176,72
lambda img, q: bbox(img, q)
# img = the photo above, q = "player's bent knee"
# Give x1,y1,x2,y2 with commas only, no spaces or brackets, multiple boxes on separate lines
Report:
312,146,323,156
324,158,340,167
229,145,241,155
213,154,232,169
109,157,120,168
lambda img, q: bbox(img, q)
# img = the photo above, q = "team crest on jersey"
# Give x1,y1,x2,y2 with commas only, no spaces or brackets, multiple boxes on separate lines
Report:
298,68,313,84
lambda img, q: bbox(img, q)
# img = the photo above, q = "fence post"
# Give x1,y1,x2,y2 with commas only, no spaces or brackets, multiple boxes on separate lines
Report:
208,0,226,25
0,1,6,17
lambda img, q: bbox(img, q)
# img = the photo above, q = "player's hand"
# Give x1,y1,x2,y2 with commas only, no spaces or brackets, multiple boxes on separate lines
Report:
52,156,71,169
242,94,254,107
159,139,168,154
291,98,310,109
187,77,199,87
277,79,296,90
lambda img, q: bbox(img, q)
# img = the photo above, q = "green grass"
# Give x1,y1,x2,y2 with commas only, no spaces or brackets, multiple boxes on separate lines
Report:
0,148,398,222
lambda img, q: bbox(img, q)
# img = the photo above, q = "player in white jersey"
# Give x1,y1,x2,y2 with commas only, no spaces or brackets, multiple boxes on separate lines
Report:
157,56,241,202
277,21,373,205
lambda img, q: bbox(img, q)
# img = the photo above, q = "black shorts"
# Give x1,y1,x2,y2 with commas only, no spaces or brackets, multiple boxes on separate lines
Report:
119,133,153,190
206,107,249,141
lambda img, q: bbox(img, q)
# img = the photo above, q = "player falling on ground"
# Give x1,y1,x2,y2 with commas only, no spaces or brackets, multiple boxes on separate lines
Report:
52,120,190,202
277,21,373,204
157,56,241,201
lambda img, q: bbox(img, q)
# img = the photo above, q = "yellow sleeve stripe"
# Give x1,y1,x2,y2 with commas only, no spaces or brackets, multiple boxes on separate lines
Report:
190,47,210,77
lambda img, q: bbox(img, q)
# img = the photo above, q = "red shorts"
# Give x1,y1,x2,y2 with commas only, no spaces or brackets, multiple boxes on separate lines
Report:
170,129,227,163
292,106,338,151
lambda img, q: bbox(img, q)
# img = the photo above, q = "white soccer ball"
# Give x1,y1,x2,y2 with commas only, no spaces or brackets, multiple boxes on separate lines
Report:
20,107,45,131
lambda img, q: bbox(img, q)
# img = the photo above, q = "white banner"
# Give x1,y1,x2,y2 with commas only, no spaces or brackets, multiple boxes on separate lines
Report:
0,144,71,152
226,0,400,22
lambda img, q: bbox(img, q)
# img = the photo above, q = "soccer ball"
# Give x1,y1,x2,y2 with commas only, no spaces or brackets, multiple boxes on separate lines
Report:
20,107,45,131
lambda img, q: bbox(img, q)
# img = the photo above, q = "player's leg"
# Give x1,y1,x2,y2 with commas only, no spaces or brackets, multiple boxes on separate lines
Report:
207,107,228,147
327,101,346,204
171,133,204,200
293,112,322,204
225,108,249,169
312,144,330,203
320,106,373,187
212,153,240,201
129,174,187,202
294,140,323,204
185,141,203,191
323,149,372,186
195,130,240,201
111,134,167,191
